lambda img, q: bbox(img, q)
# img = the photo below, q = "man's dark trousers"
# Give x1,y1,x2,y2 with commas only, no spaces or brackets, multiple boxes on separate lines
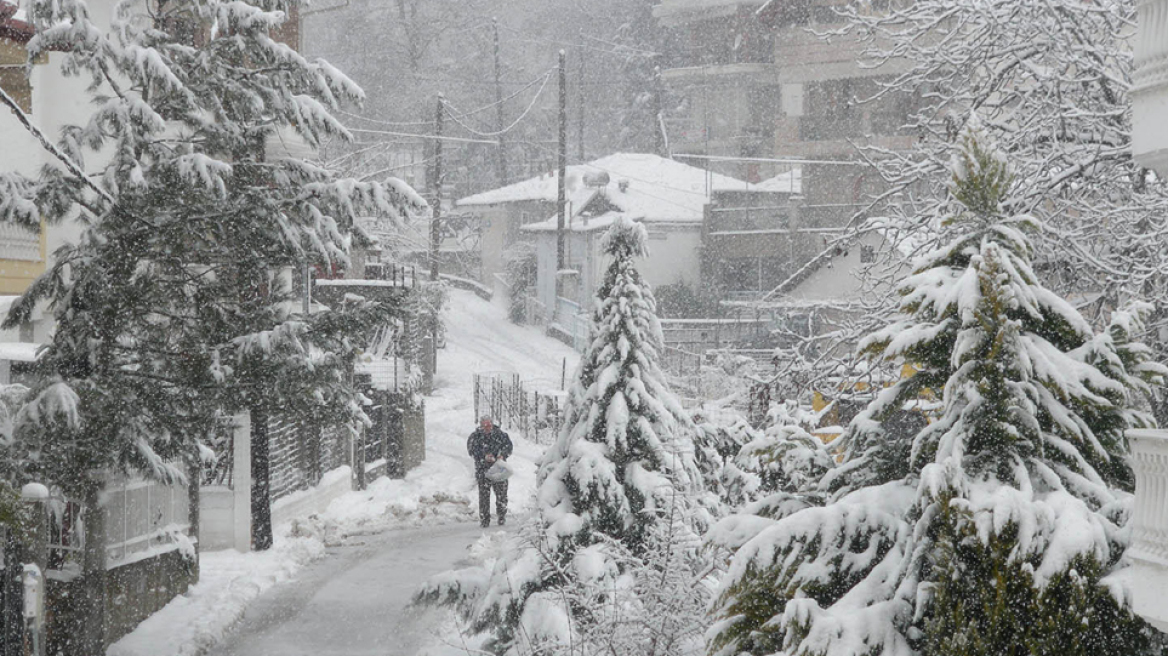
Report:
477,475,507,526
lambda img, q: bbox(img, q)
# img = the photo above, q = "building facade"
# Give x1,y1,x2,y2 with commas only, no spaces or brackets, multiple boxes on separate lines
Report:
653,0,917,298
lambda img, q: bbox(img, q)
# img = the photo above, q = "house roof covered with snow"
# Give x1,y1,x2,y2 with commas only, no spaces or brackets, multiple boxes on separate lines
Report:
654,0,769,22
717,169,801,195
520,211,623,234
0,1,33,42
457,153,788,224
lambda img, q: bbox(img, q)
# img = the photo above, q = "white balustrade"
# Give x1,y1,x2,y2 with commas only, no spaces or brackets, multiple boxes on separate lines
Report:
1125,428,1168,632
1133,0,1168,175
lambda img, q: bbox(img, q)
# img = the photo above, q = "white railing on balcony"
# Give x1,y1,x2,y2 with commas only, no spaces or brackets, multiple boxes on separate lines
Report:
1129,429,1168,563
1124,428,1168,632
0,222,40,261
1135,0,1168,94
1132,0,1168,175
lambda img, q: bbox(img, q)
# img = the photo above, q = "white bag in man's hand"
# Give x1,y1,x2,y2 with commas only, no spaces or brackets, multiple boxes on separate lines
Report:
484,459,513,482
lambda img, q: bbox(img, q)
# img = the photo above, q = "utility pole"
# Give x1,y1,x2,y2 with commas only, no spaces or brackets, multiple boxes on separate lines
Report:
493,18,507,186
577,44,585,161
431,93,443,282
557,50,567,278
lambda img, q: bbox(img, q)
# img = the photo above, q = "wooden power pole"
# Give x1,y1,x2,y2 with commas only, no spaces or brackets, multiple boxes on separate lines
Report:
577,46,585,162
431,93,443,282
493,19,507,186
556,50,567,277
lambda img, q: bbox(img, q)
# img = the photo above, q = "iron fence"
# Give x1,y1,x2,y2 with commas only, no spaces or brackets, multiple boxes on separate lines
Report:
473,372,566,445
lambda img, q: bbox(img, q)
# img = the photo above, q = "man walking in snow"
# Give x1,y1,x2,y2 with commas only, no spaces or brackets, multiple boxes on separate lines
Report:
467,415,513,527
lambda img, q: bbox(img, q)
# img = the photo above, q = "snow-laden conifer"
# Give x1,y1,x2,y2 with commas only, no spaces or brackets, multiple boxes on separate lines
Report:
417,216,707,655
706,117,1165,656
0,0,424,496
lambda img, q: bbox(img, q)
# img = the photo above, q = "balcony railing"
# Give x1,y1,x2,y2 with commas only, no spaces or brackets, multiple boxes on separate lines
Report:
1132,0,1168,175
1125,428,1168,632
0,222,40,261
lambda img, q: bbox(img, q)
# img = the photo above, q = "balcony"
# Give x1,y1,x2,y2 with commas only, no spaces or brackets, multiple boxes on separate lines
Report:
1125,428,1168,632
1132,0,1168,176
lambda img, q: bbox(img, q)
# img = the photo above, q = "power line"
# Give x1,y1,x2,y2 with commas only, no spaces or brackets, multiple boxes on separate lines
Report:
442,70,554,138
518,142,704,214
441,66,556,122
347,128,499,145
358,157,435,181
673,154,866,166
337,67,555,133
336,109,433,128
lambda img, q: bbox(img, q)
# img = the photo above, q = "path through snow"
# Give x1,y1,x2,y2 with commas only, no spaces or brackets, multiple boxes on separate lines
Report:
203,522,498,656
108,289,578,656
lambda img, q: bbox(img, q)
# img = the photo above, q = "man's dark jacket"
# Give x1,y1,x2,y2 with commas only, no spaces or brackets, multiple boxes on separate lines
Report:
467,426,513,478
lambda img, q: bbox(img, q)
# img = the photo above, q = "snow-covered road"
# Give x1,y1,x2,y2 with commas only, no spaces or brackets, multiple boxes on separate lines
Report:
108,289,578,656
204,521,494,656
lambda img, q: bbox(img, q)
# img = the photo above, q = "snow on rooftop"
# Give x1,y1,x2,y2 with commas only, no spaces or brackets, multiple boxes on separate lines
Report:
0,1,29,27
456,153,762,223
521,211,622,234
717,168,802,195
655,0,768,21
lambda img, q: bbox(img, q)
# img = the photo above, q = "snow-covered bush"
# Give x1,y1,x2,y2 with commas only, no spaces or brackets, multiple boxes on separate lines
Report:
503,242,537,324
706,118,1166,656
416,216,709,655
690,411,760,525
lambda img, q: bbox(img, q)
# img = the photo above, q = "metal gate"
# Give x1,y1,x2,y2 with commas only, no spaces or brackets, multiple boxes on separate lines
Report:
472,373,565,445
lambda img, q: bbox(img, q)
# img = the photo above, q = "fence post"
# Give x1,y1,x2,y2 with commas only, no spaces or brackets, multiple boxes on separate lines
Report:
232,412,252,553
354,424,367,491
187,445,201,579
77,480,107,656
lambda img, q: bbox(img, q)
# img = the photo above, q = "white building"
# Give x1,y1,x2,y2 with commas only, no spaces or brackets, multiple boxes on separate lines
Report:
457,153,785,298
456,153,783,347
1123,1,1168,633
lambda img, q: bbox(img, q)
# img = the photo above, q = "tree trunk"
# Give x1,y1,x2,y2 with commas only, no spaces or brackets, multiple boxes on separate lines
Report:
77,482,107,655
188,447,202,581
250,406,273,551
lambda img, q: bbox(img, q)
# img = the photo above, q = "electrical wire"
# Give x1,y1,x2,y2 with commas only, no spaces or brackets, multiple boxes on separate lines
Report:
443,66,556,121
347,128,499,145
514,141,742,214
335,109,434,128
358,157,435,181
674,154,865,166
442,69,554,138
335,67,555,129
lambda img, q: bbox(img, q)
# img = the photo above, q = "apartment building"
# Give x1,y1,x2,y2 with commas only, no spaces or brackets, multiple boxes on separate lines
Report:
654,0,916,298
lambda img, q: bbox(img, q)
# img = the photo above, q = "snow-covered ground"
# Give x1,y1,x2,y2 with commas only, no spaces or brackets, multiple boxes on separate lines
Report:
108,289,579,656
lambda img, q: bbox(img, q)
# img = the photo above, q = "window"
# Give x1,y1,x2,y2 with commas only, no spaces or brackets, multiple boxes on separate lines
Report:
861,244,876,263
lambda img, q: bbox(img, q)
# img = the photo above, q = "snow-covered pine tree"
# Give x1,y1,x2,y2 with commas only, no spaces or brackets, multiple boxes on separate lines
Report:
706,118,1165,656
416,216,705,655
0,0,424,502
